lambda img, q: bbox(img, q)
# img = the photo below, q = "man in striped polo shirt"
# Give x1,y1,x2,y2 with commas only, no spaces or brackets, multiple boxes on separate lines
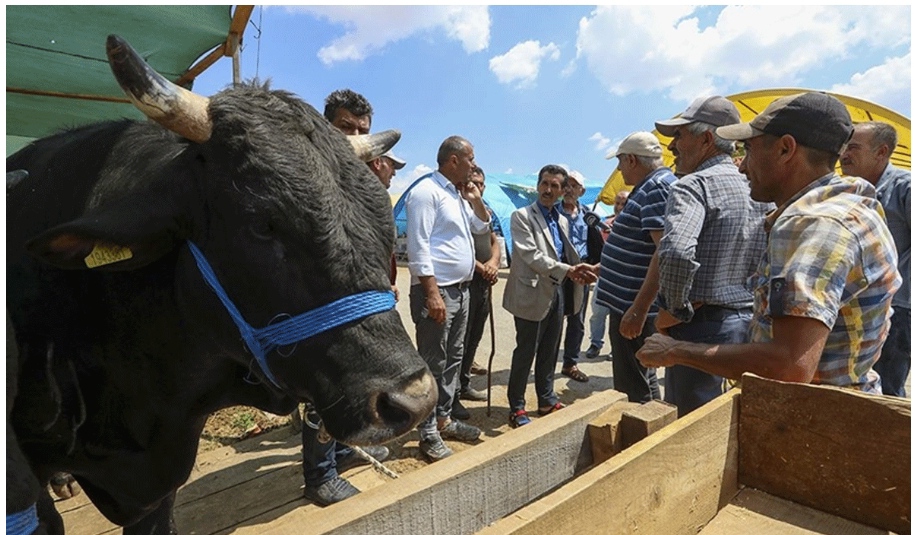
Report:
593,132,676,403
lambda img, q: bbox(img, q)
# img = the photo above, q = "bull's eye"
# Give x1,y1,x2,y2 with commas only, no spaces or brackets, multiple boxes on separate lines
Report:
250,218,275,240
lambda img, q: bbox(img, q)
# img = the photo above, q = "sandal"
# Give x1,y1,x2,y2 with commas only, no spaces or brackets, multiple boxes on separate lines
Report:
509,410,531,428
537,402,565,416
561,365,589,383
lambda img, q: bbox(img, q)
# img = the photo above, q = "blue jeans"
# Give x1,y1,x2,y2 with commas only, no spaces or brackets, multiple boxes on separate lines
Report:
507,288,563,412
608,311,661,403
665,306,752,416
410,284,469,438
562,284,589,368
873,307,911,397
301,405,352,487
588,292,610,350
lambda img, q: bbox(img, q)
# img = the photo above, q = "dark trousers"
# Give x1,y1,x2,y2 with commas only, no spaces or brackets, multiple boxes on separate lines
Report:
665,306,751,416
874,307,911,397
507,288,564,412
608,311,661,403
301,405,352,487
562,284,589,368
459,273,491,393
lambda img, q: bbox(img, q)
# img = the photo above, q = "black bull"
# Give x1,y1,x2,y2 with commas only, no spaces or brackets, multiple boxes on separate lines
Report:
7,35,435,534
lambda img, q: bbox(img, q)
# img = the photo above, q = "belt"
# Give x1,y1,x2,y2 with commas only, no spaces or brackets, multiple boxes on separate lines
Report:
442,280,472,290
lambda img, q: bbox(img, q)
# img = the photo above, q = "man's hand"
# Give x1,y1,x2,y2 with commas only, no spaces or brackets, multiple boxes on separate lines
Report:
636,333,681,368
391,285,400,302
458,180,482,203
619,306,648,340
426,292,446,324
482,260,500,285
568,263,598,285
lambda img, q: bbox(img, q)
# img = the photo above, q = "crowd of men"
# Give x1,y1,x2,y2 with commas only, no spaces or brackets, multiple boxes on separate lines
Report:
305,88,910,507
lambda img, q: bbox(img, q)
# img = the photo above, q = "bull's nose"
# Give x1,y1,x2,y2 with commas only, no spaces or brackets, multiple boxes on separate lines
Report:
375,370,437,433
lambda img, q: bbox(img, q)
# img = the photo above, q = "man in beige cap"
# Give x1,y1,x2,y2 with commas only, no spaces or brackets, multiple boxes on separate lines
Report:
588,132,675,403
651,96,772,416
637,91,899,394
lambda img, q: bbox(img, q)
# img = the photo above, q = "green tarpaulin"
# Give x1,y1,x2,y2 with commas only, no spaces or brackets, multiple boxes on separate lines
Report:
6,6,233,154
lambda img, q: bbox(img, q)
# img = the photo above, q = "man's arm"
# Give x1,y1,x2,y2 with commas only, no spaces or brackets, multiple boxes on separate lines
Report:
658,179,705,321
636,315,828,383
405,186,445,324
480,230,501,284
619,230,662,339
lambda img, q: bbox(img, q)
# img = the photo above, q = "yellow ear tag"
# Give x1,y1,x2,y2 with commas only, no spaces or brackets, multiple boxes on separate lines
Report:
84,243,133,268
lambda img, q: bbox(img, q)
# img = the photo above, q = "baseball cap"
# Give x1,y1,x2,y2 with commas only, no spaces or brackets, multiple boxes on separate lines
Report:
381,151,406,169
715,92,853,156
567,170,586,186
655,96,740,137
605,131,663,159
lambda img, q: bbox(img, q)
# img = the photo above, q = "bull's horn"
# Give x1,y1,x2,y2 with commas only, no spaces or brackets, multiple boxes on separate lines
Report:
348,130,401,162
106,34,212,143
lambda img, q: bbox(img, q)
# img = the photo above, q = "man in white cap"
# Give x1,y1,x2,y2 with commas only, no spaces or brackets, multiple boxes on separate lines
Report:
651,96,772,417
590,132,675,403
557,170,604,383
638,92,900,394
368,150,406,190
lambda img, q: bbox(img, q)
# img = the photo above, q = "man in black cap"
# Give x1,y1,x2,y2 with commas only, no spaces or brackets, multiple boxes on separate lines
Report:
651,96,772,416
638,92,900,395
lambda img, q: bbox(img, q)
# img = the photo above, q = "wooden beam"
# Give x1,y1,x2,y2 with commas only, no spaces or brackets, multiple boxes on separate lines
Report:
482,390,741,535
237,389,629,535
175,5,254,87
587,401,640,465
739,374,911,534
619,399,678,449
6,86,130,104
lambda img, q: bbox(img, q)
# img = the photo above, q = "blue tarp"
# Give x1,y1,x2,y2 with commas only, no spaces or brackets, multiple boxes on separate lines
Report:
392,173,610,260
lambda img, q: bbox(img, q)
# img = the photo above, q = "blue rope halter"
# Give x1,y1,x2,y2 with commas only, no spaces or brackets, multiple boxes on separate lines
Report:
187,241,396,388
7,504,38,535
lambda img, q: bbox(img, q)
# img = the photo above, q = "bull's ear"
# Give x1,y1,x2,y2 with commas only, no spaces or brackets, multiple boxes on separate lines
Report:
25,195,183,271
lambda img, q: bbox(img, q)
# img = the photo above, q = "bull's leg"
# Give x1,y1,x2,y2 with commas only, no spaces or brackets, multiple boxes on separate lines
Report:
122,492,177,535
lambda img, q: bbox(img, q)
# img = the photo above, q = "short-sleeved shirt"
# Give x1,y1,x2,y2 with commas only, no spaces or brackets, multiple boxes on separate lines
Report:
749,173,900,392
595,167,676,316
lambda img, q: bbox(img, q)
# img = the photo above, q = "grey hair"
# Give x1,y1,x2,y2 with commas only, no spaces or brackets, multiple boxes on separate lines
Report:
635,154,665,169
858,121,898,154
687,121,736,155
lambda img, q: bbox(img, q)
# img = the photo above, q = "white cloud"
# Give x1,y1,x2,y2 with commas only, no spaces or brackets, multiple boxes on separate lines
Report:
831,54,912,115
286,6,490,64
574,5,911,103
489,40,561,88
389,164,433,194
589,132,613,152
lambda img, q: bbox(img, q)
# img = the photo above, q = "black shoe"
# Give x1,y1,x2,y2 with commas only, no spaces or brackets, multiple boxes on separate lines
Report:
419,434,453,462
585,345,601,359
438,418,481,442
460,387,487,402
451,399,471,420
303,476,360,506
336,445,390,472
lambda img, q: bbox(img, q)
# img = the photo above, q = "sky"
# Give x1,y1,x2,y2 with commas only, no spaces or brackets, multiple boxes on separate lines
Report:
194,5,912,198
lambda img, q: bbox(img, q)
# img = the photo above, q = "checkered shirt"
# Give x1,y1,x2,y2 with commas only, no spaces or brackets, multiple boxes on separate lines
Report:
749,173,901,391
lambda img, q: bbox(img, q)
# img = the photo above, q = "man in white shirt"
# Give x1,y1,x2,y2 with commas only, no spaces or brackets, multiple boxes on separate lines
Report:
406,135,491,461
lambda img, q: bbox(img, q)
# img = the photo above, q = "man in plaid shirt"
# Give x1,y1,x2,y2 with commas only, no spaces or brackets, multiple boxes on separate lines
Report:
638,92,900,394
653,96,772,416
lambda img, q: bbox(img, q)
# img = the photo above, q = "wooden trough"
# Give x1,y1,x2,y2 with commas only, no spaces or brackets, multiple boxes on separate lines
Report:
57,374,910,534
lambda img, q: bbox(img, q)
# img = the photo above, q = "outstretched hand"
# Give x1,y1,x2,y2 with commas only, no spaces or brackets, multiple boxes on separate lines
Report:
567,263,598,285
636,333,679,368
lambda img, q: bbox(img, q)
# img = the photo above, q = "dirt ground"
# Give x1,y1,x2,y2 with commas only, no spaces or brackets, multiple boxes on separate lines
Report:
198,265,626,477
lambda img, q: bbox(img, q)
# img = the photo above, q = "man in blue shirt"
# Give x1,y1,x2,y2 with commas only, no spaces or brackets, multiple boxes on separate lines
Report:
592,132,675,403
840,121,911,397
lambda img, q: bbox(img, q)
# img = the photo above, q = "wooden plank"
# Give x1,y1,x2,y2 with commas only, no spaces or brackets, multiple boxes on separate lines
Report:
619,399,678,449
480,389,741,535
700,487,891,535
587,401,640,465
739,374,911,534
233,389,629,535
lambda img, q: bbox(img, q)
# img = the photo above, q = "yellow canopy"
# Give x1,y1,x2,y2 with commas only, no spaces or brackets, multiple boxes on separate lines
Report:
597,88,912,205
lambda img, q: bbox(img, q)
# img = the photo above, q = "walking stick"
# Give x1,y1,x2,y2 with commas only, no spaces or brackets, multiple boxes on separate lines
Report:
486,293,496,417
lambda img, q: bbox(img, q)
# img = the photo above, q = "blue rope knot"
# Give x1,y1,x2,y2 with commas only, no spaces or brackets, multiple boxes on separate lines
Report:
187,241,396,387
7,504,38,535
